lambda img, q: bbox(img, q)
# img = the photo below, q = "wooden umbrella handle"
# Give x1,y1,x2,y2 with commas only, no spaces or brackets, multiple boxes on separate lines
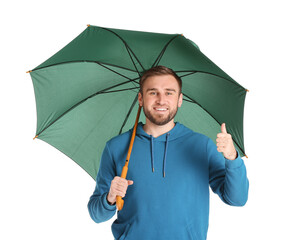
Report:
116,166,128,210
116,105,142,211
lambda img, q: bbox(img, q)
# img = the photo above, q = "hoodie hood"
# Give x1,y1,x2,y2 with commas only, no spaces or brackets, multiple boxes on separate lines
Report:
135,122,193,177
136,122,193,141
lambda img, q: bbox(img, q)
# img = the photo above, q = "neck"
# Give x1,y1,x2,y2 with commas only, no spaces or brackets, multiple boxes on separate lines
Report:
143,119,175,138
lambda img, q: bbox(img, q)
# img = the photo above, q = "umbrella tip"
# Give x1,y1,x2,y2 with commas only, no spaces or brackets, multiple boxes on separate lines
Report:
26,70,32,73
33,135,38,140
244,154,248,158
87,24,91,27
246,89,249,92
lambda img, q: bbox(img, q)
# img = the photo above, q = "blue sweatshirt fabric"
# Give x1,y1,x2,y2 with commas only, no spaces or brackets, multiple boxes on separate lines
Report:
88,122,249,240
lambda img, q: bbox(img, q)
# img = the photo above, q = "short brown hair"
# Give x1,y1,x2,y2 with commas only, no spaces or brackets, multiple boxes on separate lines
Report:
139,66,182,94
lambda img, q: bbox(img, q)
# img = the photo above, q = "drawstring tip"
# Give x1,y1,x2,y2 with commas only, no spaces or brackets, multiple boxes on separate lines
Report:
163,172,165,178
152,167,154,172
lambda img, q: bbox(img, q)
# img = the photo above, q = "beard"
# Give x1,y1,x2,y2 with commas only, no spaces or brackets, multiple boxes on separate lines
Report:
142,103,179,126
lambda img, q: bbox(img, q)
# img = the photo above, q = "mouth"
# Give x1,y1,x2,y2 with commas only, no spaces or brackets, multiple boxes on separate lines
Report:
153,107,168,112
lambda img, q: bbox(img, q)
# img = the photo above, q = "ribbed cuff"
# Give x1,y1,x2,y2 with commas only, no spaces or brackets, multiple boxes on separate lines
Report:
225,150,243,169
102,192,117,211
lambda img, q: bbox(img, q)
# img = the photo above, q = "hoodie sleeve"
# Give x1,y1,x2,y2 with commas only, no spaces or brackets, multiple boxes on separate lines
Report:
207,138,249,206
88,143,117,223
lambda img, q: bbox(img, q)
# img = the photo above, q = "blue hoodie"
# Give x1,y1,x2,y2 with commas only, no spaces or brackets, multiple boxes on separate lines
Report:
88,122,249,240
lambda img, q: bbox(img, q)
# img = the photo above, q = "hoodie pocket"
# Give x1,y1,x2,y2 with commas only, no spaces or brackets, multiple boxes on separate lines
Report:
118,223,132,240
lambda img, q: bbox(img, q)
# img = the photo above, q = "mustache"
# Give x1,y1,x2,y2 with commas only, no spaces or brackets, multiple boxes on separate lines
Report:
152,105,169,108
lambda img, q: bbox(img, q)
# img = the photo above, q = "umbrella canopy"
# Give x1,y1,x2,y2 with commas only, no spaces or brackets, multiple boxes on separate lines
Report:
29,25,247,180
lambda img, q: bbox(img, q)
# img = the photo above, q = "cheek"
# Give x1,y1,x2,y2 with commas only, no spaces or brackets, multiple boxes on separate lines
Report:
142,96,154,105
171,97,181,106
144,99,154,108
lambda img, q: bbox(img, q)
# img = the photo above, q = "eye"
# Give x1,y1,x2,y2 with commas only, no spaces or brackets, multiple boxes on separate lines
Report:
149,91,156,95
166,92,173,95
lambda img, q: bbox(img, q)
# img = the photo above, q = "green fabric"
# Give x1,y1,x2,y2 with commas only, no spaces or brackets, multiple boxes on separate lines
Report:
30,25,247,180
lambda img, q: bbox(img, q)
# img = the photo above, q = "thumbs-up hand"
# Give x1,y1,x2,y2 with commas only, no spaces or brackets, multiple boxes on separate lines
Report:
216,123,237,160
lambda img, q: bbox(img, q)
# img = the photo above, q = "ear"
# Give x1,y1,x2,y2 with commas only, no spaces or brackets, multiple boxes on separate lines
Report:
138,92,143,107
178,93,183,107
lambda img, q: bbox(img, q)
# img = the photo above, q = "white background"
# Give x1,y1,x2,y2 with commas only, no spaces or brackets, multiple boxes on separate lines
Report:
1,0,294,239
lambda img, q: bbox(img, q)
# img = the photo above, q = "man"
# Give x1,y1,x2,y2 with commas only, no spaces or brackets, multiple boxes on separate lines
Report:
88,66,249,240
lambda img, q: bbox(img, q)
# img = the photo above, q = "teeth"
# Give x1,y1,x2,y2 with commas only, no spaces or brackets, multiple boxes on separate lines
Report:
155,108,167,111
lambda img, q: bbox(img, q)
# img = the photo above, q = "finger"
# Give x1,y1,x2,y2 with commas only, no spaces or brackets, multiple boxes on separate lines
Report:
128,180,134,185
115,190,126,198
110,188,123,198
217,133,227,138
112,177,125,186
217,147,225,152
218,137,230,143
113,184,127,192
115,181,130,191
113,185,127,194
216,142,226,147
114,177,128,185
221,123,227,134
114,176,128,184
112,177,126,185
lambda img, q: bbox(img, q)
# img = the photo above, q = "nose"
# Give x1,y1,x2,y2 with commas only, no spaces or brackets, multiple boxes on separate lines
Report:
156,93,165,105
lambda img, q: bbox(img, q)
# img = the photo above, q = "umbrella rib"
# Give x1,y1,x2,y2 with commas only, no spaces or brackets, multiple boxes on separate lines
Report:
101,27,146,74
35,60,139,93
118,94,139,135
95,62,136,81
35,79,140,137
95,61,141,90
96,62,140,90
125,45,141,77
182,98,195,103
182,93,245,156
100,87,139,94
152,35,181,67
31,60,138,73
176,70,245,90
182,93,219,124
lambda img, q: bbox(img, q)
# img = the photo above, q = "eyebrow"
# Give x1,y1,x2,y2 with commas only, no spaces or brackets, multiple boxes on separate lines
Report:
146,88,176,92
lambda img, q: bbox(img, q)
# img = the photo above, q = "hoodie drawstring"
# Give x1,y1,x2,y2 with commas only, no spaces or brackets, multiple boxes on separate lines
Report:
163,133,170,178
150,136,155,172
150,133,170,178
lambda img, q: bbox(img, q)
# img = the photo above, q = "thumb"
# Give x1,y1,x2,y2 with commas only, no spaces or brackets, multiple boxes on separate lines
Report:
221,123,227,134
127,180,134,185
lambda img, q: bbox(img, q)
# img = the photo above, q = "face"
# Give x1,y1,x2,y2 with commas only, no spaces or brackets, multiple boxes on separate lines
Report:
138,74,183,126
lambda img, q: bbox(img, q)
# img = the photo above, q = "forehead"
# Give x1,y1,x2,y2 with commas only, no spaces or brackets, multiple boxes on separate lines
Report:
142,75,180,90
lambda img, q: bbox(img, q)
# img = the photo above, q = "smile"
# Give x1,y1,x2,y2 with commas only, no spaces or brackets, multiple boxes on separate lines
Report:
154,107,168,112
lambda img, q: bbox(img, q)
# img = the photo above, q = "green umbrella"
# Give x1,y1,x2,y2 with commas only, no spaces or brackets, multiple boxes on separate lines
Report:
28,24,248,182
